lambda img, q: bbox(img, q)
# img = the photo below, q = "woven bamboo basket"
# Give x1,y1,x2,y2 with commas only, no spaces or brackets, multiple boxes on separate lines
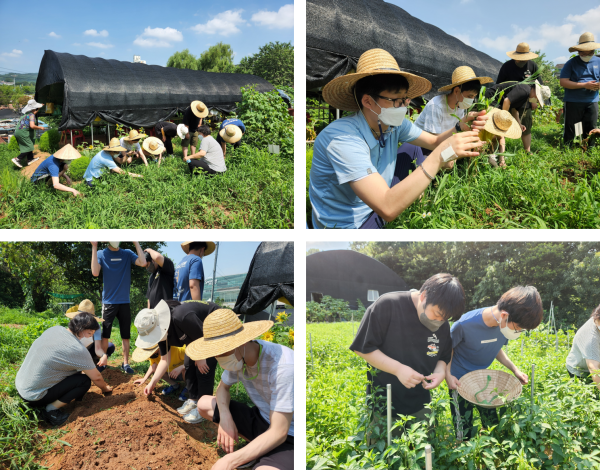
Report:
457,369,522,409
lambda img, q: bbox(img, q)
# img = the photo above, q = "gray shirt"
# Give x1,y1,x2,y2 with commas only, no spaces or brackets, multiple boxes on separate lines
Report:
199,135,227,172
15,326,96,401
566,317,600,376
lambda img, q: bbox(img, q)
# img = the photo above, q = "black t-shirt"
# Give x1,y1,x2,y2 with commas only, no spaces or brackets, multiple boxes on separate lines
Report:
182,107,201,132
155,121,177,138
485,83,531,112
496,59,543,85
146,257,175,309
158,300,220,355
349,291,452,416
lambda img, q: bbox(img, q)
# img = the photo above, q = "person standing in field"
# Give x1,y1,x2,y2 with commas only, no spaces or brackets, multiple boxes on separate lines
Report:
185,125,227,175
560,32,600,145
82,138,143,188
30,143,82,197
91,241,148,374
145,247,174,309
154,121,179,157
118,129,148,166
566,303,600,393
174,242,215,301
217,118,245,157
181,100,209,161
11,99,46,168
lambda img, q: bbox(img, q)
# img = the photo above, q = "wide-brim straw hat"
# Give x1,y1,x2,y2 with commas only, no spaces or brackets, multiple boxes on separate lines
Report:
123,129,147,142
190,100,209,118
142,136,165,155
181,241,216,256
177,124,189,139
506,42,538,60
219,125,243,143
438,66,493,92
64,299,104,322
22,99,44,114
569,32,600,52
186,309,274,360
134,299,171,348
483,108,522,139
53,143,81,161
322,48,432,111
131,345,159,363
104,137,127,152
458,369,522,409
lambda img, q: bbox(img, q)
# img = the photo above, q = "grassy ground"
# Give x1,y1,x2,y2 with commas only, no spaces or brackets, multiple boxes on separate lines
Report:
0,139,293,229
306,123,600,228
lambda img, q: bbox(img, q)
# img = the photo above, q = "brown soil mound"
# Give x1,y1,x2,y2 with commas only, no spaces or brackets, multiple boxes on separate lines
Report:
38,368,222,470
20,145,51,179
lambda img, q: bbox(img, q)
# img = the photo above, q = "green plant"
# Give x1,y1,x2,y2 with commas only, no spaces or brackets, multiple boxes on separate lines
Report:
259,311,294,349
7,135,19,151
38,129,60,153
68,155,91,180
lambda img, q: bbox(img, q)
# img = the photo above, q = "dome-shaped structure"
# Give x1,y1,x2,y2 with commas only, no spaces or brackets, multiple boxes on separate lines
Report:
306,250,408,309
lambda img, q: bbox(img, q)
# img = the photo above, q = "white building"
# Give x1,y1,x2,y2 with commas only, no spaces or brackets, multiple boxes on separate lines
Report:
133,55,146,64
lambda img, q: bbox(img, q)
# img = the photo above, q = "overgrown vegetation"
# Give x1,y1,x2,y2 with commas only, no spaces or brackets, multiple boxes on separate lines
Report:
307,296,366,323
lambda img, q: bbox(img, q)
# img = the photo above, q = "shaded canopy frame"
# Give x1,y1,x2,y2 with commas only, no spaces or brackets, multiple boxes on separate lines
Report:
35,50,274,131
306,0,503,101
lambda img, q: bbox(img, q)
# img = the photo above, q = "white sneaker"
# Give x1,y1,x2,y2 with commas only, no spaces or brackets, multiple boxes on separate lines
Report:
177,399,197,416
183,407,204,424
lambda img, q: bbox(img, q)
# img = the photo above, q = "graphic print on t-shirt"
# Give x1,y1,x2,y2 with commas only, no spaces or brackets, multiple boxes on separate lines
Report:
427,333,440,357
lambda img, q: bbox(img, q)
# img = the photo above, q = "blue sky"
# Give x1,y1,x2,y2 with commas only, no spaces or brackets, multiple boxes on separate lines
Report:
0,0,293,74
396,0,600,65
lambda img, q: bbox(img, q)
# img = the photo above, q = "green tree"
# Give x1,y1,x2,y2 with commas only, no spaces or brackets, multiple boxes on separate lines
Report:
532,49,563,101
166,49,199,70
306,248,320,256
239,42,293,87
198,42,235,73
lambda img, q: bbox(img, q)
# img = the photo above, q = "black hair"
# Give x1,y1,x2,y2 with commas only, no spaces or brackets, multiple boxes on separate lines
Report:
68,313,99,337
419,273,465,321
198,125,211,136
497,286,543,330
453,79,482,95
188,242,208,253
354,74,410,109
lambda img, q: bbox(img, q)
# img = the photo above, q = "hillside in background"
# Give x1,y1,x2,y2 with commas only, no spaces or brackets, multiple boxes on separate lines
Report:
0,73,38,85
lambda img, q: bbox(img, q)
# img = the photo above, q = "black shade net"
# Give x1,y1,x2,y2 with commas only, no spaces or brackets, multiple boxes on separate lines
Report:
307,0,503,100
35,51,274,131
234,242,294,316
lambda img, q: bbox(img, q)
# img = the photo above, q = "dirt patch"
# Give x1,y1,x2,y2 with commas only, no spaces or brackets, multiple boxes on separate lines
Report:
38,368,222,470
20,146,52,179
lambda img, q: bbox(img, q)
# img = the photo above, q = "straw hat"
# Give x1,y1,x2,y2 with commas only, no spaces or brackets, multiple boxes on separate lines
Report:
131,345,159,363
219,125,243,144
104,137,127,152
438,66,493,92
506,42,538,60
53,143,81,161
123,129,147,142
64,299,104,322
190,101,209,118
181,241,216,256
482,109,522,139
186,309,274,360
22,99,44,114
177,124,189,139
569,32,600,52
457,369,522,409
134,300,171,348
142,136,165,155
322,48,432,111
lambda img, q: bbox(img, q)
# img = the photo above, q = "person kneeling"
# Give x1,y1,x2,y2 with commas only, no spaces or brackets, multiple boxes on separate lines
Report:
30,144,82,197
185,125,227,176
132,344,187,399
82,138,143,188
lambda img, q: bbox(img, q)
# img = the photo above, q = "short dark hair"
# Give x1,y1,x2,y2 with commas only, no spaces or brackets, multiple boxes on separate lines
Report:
69,313,99,337
354,74,410,109
590,304,600,322
453,79,482,95
497,286,543,330
198,125,211,136
419,273,465,321
189,242,207,253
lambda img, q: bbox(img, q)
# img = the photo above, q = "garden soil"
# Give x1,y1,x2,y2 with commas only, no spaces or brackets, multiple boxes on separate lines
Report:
37,368,223,470
20,146,51,179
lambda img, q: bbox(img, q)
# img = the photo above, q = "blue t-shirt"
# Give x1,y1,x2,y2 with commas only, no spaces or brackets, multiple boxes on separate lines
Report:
83,150,118,181
97,248,138,304
174,254,204,301
31,156,63,182
309,112,423,229
449,307,509,380
220,118,246,133
93,327,102,341
560,55,600,103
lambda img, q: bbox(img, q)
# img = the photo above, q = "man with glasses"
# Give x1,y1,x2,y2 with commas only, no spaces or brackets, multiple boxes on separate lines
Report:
445,286,543,439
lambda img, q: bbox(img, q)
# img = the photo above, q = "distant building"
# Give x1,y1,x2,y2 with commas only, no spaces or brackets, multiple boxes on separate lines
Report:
133,55,146,64
0,81,13,86
203,273,247,306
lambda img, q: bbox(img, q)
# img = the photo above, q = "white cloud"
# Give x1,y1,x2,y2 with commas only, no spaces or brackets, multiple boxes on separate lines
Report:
191,10,246,37
452,33,471,46
251,4,293,29
49,32,61,38
86,42,114,49
84,29,109,37
133,27,183,47
566,5,600,36
1,49,23,57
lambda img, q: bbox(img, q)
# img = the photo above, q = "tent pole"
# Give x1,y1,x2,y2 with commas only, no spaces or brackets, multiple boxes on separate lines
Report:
70,130,73,146
211,242,219,302
91,122,93,146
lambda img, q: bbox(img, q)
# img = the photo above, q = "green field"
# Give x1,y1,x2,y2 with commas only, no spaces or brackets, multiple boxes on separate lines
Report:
307,322,600,470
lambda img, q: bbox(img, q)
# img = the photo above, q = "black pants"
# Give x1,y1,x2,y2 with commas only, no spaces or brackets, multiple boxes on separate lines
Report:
184,354,217,400
16,151,34,163
449,390,501,440
188,159,218,175
22,373,91,407
87,342,115,363
563,101,599,144
101,303,131,339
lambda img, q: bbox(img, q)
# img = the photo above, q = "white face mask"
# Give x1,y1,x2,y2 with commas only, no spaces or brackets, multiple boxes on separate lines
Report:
108,242,120,249
80,336,94,347
217,346,244,372
368,97,407,126
580,54,593,63
457,93,474,110
493,312,522,340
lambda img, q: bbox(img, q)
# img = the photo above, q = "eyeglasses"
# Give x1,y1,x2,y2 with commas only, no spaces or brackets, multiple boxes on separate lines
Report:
500,311,526,333
374,95,410,108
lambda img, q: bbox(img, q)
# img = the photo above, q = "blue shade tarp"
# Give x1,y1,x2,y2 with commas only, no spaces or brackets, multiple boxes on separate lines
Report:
35,50,274,131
